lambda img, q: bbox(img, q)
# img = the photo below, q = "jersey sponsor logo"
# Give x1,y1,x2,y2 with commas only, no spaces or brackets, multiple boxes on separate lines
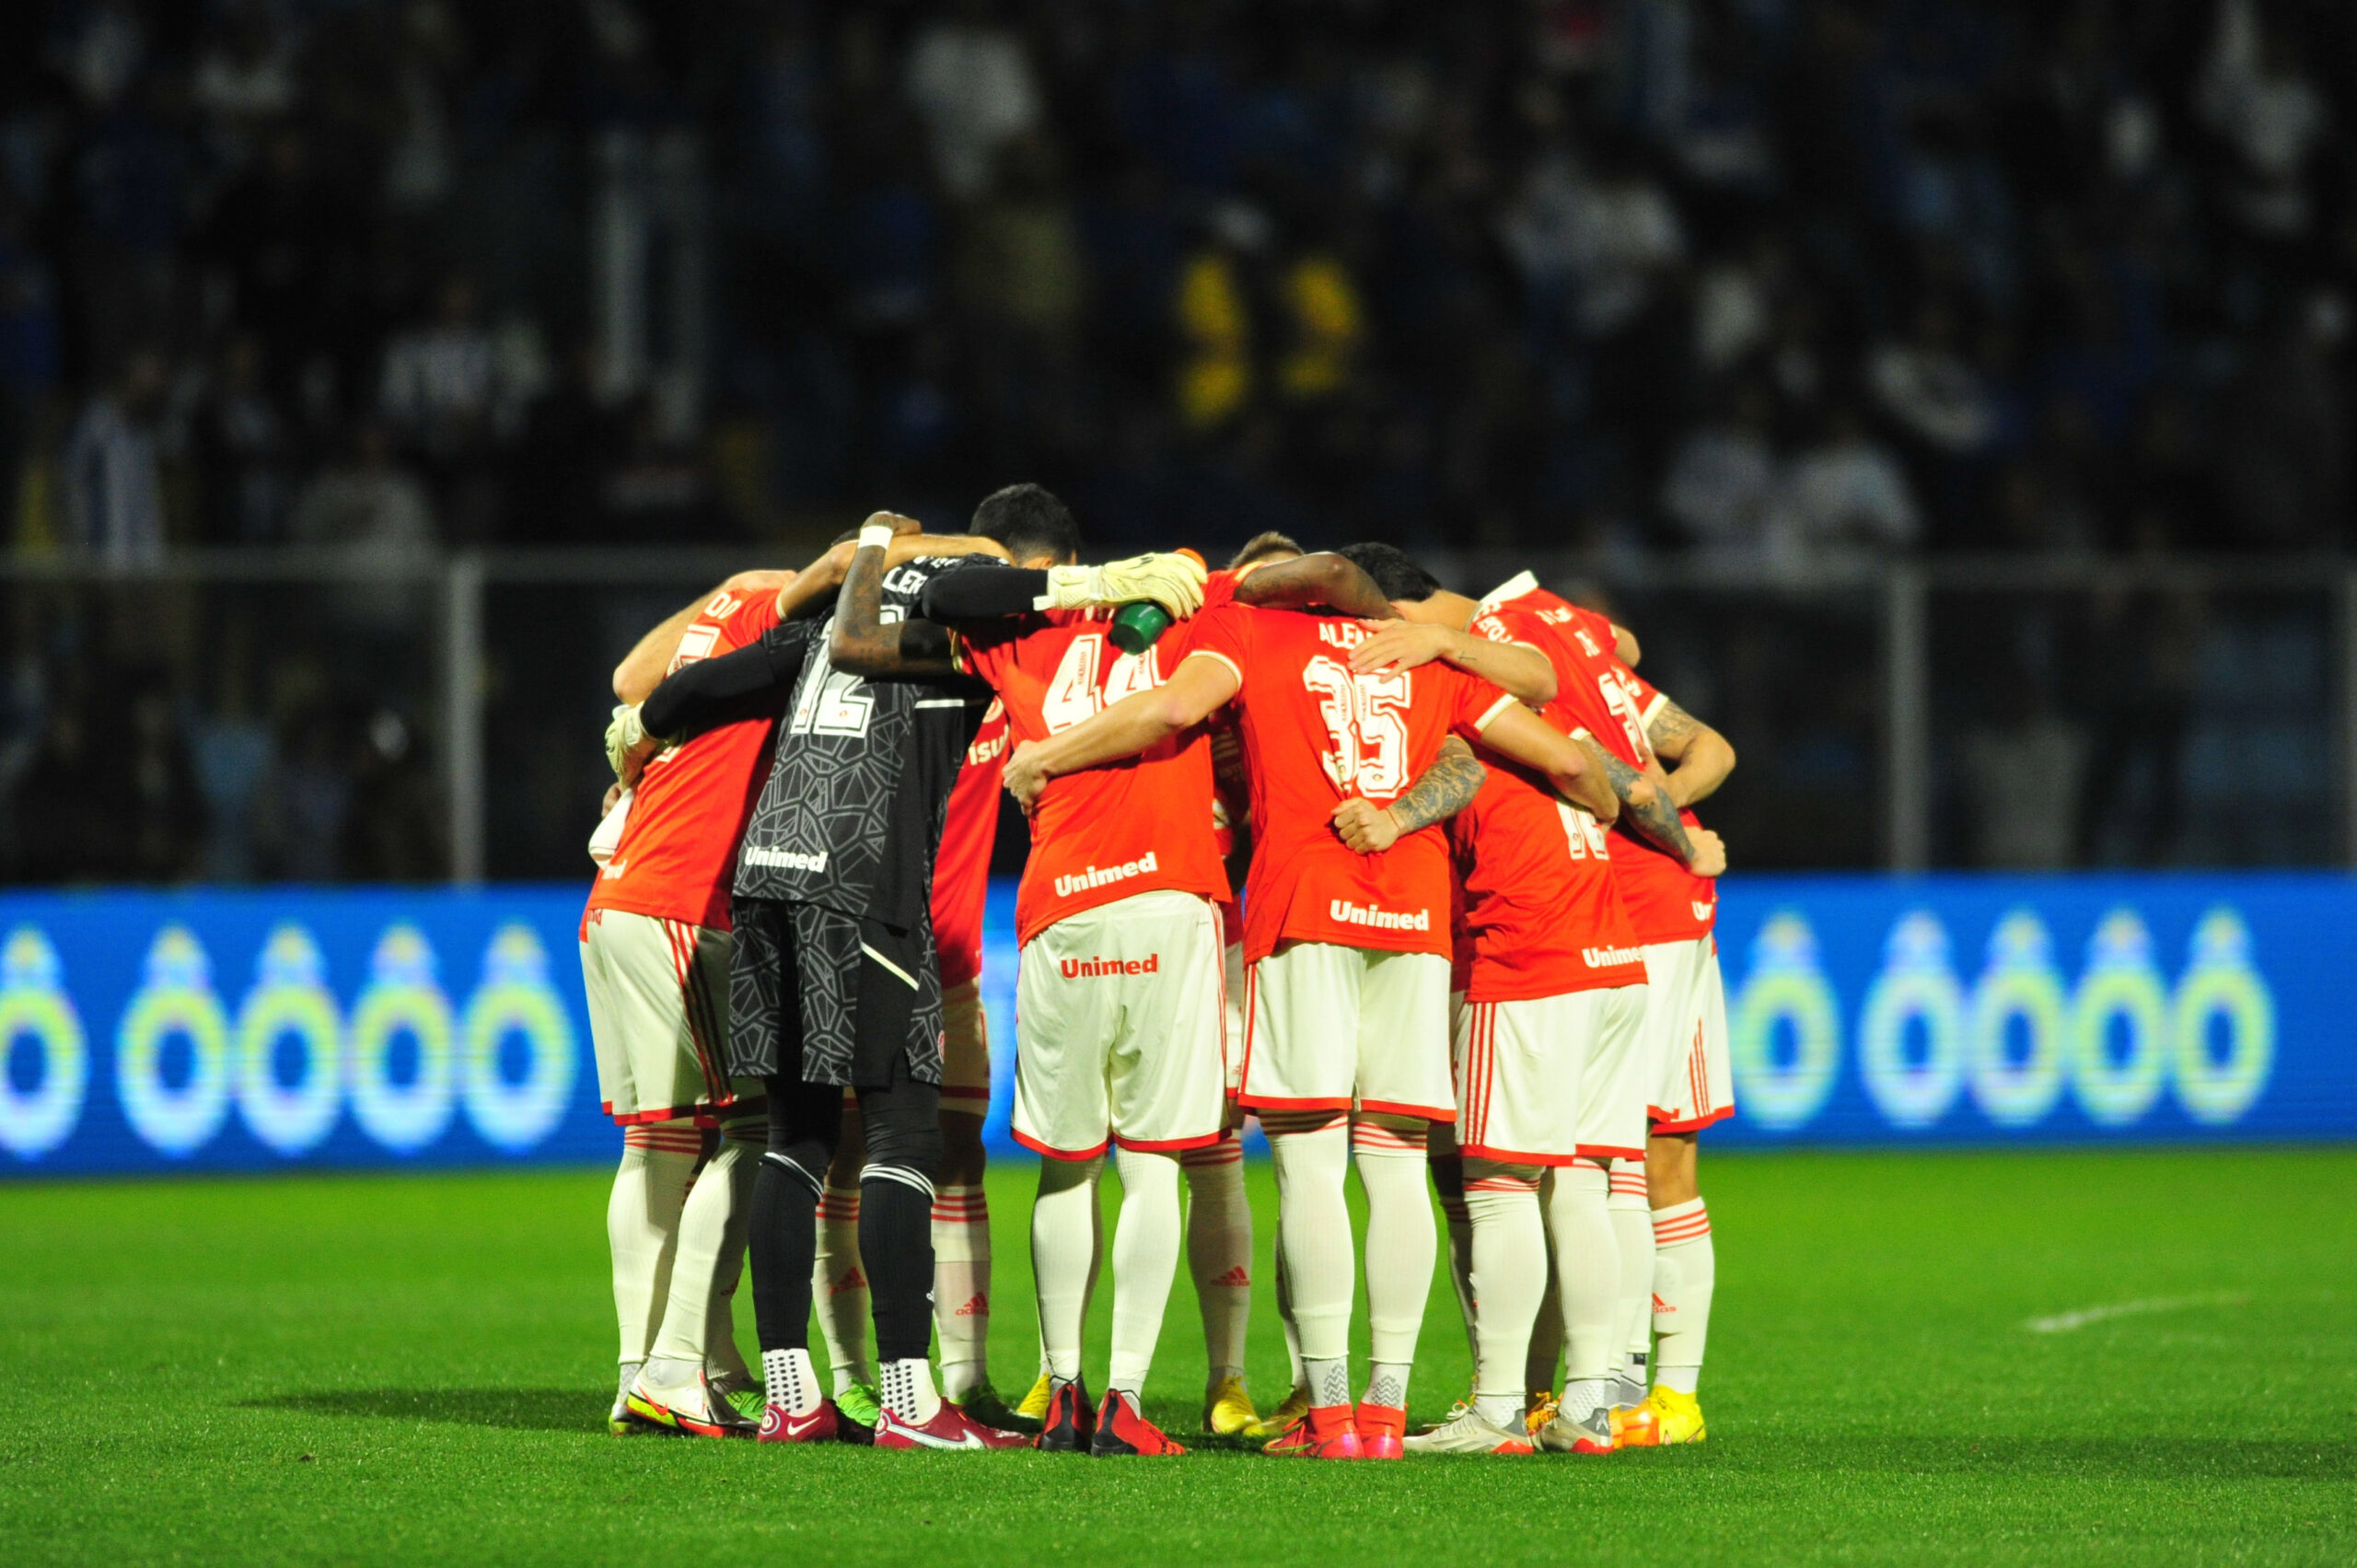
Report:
741,845,829,874
1583,944,1644,968
1329,899,1431,932
1060,953,1162,978
967,728,1009,766
1051,851,1158,899
1693,900,1716,922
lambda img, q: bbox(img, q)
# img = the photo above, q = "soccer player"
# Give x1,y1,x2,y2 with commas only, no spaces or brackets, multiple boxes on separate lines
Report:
884,508,1390,1453
586,552,889,1437
1002,579,1622,1460
1337,548,1724,1455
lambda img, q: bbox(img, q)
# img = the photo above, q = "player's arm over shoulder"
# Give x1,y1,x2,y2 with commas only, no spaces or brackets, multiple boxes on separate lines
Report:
1643,689,1736,807
1233,552,1399,620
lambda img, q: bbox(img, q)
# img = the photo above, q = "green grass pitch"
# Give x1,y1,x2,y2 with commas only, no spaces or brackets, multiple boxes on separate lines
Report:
1,1148,2351,1565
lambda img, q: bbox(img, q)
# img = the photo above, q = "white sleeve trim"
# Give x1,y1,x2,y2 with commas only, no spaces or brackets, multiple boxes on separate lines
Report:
1640,690,1668,725
1470,691,1519,731
1475,570,1538,613
1182,648,1245,687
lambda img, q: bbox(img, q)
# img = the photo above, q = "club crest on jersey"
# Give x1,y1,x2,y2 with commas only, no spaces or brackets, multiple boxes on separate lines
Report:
1061,953,1161,978
1329,899,1431,932
1052,851,1157,898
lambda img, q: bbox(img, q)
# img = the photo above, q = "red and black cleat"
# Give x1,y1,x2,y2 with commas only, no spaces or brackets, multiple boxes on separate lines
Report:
1090,1390,1187,1457
757,1400,840,1445
1035,1377,1096,1453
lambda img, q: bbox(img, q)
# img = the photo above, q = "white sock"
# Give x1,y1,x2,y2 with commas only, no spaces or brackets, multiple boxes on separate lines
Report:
811,1182,872,1393
650,1130,757,1365
1304,1356,1351,1410
1525,1191,1563,1396
1607,1164,1655,1378
1109,1145,1184,1398
1561,1375,1613,1421
1436,1178,1476,1359
1464,1159,1545,1423
1275,1244,1304,1389
1353,1118,1435,1394
1652,1198,1714,1390
1550,1161,1622,1383
931,1182,991,1400
608,1125,698,1366
1034,1184,1103,1384
880,1355,942,1424
1267,1118,1354,1374
1031,1156,1104,1384
762,1346,822,1417
1181,1140,1252,1383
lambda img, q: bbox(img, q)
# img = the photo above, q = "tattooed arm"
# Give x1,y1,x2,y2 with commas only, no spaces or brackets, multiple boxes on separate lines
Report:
1595,740,1726,875
1644,694,1736,808
827,513,958,679
1331,737,1487,854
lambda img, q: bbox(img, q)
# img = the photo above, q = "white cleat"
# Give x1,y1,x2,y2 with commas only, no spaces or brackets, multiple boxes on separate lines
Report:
626,1363,759,1439
1402,1409,1537,1456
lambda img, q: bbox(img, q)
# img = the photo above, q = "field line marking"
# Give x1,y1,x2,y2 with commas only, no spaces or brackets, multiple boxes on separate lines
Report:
2023,1291,2250,1334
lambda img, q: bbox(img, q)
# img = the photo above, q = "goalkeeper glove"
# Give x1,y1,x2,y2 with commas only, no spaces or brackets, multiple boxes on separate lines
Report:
1039,552,1207,620
605,703,655,780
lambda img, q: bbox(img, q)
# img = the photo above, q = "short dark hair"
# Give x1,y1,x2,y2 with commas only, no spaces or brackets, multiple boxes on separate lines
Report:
1227,531,1304,571
971,483,1081,563
1335,542,1442,602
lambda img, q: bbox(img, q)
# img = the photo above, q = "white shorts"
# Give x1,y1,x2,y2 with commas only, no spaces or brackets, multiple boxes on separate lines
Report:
1455,983,1648,1164
581,908,761,1125
1240,941,1453,1121
1013,889,1227,1158
1642,935,1735,1132
942,979,991,1109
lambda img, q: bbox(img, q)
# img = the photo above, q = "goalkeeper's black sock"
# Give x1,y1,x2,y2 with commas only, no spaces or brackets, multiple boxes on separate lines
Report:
858,1171,936,1365
749,1155,819,1355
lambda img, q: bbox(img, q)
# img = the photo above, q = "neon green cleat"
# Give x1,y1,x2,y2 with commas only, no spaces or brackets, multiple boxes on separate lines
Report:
835,1381,883,1434
1647,1385,1706,1445
1240,1382,1309,1442
1014,1372,1053,1426
1203,1375,1258,1436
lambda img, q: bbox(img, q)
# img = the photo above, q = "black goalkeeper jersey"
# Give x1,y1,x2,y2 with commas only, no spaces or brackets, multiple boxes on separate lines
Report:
731,556,992,928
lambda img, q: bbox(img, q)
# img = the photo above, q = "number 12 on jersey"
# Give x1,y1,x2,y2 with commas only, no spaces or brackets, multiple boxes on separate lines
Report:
1304,656,1411,796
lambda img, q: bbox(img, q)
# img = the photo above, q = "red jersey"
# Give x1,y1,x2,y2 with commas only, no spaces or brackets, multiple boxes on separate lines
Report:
954,598,1229,947
932,698,1008,989
1185,603,1514,963
586,587,784,932
1449,603,1646,1001
1476,576,1716,945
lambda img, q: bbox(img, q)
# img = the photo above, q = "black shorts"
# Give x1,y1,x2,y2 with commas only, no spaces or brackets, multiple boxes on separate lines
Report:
726,898,944,1089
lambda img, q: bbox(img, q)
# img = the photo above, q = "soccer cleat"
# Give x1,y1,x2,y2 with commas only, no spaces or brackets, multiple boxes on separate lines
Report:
1611,1397,1662,1448
1402,1409,1536,1456
1203,1375,1258,1436
1092,1390,1187,1457
1036,1377,1096,1453
757,1399,841,1443
1015,1371,1053,1425
711,1365,766,1428
833,1382,881,1446
1416,1392,1474,1436
874,1401,1032,1450
1354,1402,1407,1460
1242,1382,1310,1442
958,1379,1039,1434
1536,1402,1617,1455
1261,1404,1362,1459
1647,1385,1706,1445
626,1366,757,1439
1524,1391,1560,1439
610,1363,659,1435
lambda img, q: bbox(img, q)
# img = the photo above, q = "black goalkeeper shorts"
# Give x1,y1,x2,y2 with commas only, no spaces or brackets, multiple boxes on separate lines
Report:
726,898,944,1089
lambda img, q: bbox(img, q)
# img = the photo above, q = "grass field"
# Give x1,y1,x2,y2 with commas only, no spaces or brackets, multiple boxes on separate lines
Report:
1,1149,2351,1566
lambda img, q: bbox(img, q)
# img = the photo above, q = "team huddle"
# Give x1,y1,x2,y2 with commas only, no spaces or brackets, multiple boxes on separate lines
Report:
579,482,1736,1458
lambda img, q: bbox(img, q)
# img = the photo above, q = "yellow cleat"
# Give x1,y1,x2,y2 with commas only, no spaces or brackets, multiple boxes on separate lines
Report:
1204,1375,1260,1437
1240,1382,1309,1442
1647,1385,1706,1445
1015,1371,1053,1426
1524,1391,1559,1439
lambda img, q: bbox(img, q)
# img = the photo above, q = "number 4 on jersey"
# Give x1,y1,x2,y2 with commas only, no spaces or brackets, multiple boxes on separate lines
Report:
1041,632,1163,734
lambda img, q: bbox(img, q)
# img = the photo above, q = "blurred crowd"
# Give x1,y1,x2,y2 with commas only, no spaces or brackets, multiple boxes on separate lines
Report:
0,0,2350,882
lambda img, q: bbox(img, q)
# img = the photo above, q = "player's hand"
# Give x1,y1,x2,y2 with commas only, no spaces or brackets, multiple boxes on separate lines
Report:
862,510,923,537
1004,740,1051,814
1044,552,1208,619
1686,826,1727,877
1348,620,1454,674
605,703,664,785
602,782,623,818
1330,796,1401,854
